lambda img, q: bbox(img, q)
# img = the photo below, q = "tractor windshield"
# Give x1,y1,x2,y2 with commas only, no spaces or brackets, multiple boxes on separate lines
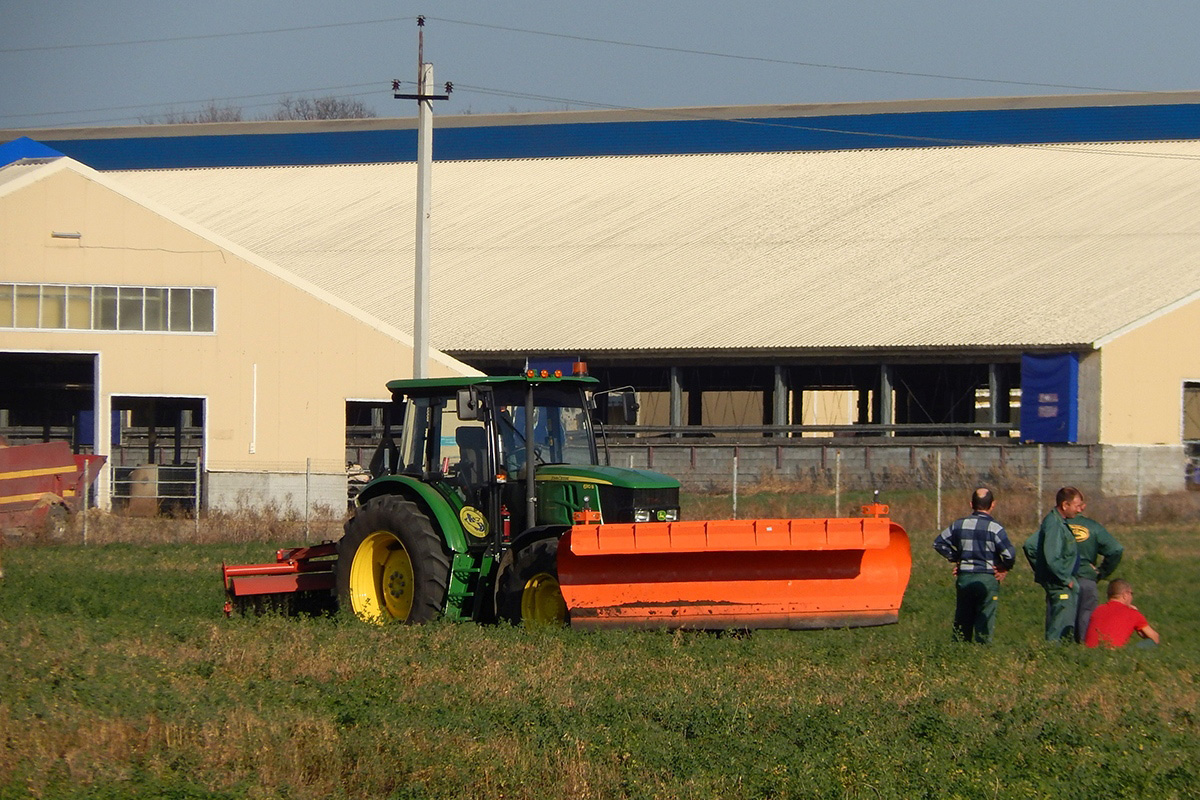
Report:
394,384,598,481
493,385,597,472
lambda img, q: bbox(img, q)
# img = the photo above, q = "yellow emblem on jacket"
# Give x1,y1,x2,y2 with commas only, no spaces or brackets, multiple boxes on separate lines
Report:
1069,523,1090,543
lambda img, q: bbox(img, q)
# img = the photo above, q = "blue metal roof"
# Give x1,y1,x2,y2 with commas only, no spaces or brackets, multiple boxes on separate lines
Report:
13,98,1200,170
0,136,64,167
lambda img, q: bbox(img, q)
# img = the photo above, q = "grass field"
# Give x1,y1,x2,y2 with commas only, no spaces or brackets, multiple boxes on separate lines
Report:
1,498,1197,799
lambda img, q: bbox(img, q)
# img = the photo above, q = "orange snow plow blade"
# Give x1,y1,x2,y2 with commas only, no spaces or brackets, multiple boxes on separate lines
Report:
557,510,911,630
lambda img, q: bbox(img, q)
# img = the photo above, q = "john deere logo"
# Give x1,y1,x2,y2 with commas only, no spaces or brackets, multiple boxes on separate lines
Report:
460,507,489,538
1069,524,1090,543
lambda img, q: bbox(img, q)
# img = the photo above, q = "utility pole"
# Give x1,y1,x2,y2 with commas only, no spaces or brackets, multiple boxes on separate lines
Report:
393,16,451,378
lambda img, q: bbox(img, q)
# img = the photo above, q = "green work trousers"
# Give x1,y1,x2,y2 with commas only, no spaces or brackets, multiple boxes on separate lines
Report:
1075,577,1099,644
953,572,1000,644
1043,585,1079,642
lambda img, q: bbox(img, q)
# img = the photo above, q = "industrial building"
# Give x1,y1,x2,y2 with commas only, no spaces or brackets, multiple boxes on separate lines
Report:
0,145,475,513
3,91,1200,507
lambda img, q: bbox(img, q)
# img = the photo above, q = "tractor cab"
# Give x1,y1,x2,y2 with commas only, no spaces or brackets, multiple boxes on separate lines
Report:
364,370,673,559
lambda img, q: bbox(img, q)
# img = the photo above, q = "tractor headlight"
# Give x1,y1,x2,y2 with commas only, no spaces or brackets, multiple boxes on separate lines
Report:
634,509,651,522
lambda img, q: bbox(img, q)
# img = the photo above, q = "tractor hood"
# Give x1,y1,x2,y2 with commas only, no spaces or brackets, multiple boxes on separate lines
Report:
535,465,680,490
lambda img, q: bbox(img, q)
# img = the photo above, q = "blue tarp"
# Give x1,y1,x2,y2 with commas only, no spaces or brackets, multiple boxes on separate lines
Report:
77,410,121,446
1020,353,1079,443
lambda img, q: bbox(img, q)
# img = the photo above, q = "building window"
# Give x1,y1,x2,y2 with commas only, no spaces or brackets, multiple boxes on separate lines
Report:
0,283,215,333
118,287,144,331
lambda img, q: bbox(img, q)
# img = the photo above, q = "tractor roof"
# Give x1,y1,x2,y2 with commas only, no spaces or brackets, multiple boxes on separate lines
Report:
386,373,599,396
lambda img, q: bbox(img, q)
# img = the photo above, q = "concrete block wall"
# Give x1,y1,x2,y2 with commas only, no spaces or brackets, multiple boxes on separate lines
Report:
1098,445,1186,496
205,470,347,514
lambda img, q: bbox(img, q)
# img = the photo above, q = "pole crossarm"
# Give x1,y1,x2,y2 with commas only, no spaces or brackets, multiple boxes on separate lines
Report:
394,91,451,101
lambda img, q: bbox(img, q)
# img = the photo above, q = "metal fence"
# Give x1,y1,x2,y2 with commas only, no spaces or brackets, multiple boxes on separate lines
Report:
110,462,202,516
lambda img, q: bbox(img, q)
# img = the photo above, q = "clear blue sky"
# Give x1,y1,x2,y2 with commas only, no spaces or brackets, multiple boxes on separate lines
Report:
2,1,1199,130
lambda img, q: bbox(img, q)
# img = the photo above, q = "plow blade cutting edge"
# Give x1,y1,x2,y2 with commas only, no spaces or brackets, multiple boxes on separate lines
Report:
556,515,911,630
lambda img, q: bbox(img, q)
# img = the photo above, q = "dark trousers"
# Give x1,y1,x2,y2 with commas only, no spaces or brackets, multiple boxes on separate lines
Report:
1043,585,1079,642
953,572,1000,643
1075,577,1099,643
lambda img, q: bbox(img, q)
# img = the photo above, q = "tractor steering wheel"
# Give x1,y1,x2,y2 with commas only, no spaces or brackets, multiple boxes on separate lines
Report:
509,446,546,471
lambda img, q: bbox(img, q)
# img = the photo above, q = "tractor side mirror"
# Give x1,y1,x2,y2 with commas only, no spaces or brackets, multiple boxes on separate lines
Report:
608,390,639,425
456,387,486,421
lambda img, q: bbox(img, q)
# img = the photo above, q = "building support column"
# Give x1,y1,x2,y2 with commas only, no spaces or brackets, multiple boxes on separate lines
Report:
669,366,684,438
879,364,894,436
773,366,789,437
94,358,112,511
989,363,1011,427
687,376,703,428
791,381,805,434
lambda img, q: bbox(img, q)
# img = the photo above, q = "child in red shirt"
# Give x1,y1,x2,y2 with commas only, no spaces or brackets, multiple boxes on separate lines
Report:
1085,579,1160,648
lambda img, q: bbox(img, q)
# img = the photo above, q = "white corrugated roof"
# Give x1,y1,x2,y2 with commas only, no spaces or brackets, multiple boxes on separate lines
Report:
110,141,1200,353
0,159,61,192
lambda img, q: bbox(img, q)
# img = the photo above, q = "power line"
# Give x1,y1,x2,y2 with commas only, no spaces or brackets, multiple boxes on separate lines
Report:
426,16,1138,94
2,12,1140,95
0,17,414,54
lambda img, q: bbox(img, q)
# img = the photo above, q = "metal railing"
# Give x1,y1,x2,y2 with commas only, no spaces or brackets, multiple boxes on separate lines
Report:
110,462,202,515
601,422,1017,439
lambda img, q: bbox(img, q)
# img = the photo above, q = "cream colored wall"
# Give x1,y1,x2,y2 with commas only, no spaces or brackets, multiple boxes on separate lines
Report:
799,389,857,437
1098,298,1200,445
636,391,674,427
1,166,466,484
702,391,761,426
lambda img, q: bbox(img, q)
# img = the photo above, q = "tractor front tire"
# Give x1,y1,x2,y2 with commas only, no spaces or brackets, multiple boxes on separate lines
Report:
337,495,451,624
497,537,568,627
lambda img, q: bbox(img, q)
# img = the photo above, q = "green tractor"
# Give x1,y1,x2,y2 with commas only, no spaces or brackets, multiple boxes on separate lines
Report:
226,369,680,626
338,369,680,625
224,370,912,629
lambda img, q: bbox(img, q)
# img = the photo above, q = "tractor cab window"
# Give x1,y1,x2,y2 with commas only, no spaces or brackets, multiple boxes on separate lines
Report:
397,398,433,475
493,386,597,472
398,397,488,497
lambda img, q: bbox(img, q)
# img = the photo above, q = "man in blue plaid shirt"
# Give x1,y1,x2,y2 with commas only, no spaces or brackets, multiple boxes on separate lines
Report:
933,488,1017,643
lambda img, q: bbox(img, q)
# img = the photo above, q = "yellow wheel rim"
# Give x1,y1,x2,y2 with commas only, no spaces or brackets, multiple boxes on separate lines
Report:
349,531,414,623
521,572,567,626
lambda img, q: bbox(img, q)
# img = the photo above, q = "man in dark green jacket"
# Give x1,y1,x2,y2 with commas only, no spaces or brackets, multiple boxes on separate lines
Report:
1068,500,1123,644
1023,487,1084,641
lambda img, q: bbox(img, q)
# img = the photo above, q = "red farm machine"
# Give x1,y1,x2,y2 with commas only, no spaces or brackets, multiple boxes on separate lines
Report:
0,440,106,534
223,370,912,630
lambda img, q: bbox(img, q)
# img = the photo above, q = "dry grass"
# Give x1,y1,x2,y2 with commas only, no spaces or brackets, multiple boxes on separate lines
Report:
4,503,347,548
4,486,1196,558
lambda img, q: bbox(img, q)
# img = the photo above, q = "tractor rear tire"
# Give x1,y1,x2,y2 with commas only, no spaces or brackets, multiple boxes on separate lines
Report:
337,495,451,624
496,536,568,627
